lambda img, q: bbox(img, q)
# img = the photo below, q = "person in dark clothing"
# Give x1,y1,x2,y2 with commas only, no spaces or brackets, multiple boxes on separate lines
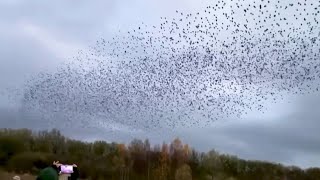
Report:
68,164,80,180
36,161,61,180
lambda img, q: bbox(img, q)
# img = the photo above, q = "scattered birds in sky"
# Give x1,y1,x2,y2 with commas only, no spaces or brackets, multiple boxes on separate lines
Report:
8,0,320,133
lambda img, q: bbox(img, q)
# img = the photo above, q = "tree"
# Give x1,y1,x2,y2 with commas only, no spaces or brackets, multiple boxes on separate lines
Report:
159,142,170,180
305,167,320,180
170,138,184,169
128,139,147,174
0,136,25,166
144,139,151,180
47,129,66,154
175,164,192,180
183,144,191,163
202,149,222,179
0,128,319,180
92,140,109,156
7,152,52,173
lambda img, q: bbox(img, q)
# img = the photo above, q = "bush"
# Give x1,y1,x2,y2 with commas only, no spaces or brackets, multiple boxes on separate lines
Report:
7,152,55,174
0,136,25,165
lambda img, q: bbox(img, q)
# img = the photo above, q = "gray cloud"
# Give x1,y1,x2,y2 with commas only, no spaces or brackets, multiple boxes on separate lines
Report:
1,92,319,168
0,0,319,169
177,92,320,168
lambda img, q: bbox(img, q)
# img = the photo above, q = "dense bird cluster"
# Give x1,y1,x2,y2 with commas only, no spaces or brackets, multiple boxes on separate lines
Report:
15,0,320,132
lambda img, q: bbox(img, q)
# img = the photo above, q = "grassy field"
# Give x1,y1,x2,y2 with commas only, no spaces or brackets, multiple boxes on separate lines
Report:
0,170,35,180
0,170,88,180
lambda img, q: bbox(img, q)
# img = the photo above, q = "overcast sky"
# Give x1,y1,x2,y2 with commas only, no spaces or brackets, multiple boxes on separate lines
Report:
0,0,319,169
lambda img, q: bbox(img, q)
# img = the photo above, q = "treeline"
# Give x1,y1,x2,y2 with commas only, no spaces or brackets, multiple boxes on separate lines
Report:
0,128,319,180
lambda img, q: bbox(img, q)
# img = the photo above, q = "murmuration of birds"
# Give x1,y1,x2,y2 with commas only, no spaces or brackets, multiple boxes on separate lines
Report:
10,0,320,133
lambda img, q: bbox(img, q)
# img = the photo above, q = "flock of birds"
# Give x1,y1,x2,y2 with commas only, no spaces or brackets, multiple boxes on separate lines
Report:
6,0,320,133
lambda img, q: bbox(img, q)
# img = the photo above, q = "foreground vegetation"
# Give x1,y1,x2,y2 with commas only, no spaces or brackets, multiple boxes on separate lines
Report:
0,128,319,180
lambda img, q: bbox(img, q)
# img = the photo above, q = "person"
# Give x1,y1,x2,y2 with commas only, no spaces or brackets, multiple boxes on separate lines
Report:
36,161,61,180
68,164,79,180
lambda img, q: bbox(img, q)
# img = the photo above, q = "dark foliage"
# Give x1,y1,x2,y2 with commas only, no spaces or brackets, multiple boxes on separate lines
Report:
0,128,319,180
